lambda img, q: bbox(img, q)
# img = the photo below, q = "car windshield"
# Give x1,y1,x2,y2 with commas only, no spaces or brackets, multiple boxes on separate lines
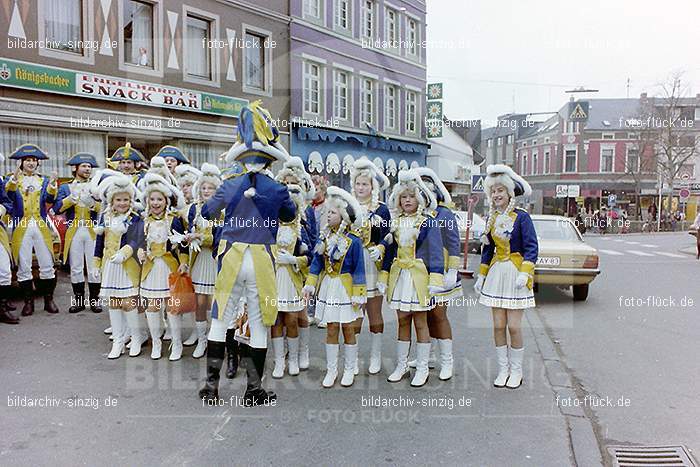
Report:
533,219,581,242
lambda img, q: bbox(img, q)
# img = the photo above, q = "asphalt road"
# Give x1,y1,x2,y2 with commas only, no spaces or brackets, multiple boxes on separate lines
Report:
535,232,700,463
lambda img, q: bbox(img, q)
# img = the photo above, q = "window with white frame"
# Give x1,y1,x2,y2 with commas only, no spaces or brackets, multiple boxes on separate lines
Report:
487,139,492,148
384,84,398,131
362,1,375,40
602,132,615,140
695,107,700,121
385,7,398,49
566,121,578,134
532,151,538,175
334,0,350,32
564,148,577,172
497,137,502,146
522,154,528,175
123,0,154,67
543,150,550,174
243,29,270,93
626,147,640,173
303,61,322,116
405,90,418,134
507,134,513,144
43,0,83,53
185,15,212,80
406,17,418,57
333,70,350,122
360,78,375,125
303,0,321,20
601,147,614,172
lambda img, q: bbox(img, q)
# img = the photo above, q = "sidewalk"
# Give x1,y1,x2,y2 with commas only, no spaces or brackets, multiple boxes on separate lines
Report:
1,274,592,465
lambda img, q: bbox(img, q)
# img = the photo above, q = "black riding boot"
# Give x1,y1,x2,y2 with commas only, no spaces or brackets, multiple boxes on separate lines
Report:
199,340,225,402
39,278,59,314
88,282,103,313
69,282,86,313
242,344,277,406
19,280,34,316
0,285,19,324
225,328,239,379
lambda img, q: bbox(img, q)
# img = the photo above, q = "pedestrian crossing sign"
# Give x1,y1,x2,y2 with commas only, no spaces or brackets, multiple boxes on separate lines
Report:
471,174,486,193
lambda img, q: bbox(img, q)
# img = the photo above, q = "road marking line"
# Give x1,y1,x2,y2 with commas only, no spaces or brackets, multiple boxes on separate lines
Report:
640,244,657,248
598,249,624,255
626,250,654,256
613,239,625,242
654,252,687,258
624,241,640,245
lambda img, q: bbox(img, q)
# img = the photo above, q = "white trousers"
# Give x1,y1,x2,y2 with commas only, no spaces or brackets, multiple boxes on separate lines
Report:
17,223,54,282
208,248,267,349
0,245,11,286
69,227,100,284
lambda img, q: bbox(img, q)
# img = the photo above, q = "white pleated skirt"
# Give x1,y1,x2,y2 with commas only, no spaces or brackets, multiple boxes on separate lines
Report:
140,257,171,299
100,261,138,298
363,247,380,298
315,276,362,324
479,260,535,309
276,266,304,312
432,281,464,305
191,248,216,295
389,269,430,312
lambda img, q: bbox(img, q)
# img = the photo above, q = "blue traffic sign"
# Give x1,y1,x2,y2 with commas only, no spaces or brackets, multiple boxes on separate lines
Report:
471,174,486,193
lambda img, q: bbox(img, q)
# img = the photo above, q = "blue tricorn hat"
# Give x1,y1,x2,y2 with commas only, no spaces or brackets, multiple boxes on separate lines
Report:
111,143,146,163
66,152,98,167
155,145,190,164
10,143,49,160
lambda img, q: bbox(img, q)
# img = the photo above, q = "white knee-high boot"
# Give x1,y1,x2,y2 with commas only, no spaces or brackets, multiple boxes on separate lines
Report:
409,337,437,369
271,337,285,378
368,332,383,374
287,337,300,376
506,347,524,389
411,342,431,387
438,338,453,381
168,314,183,361
322,343,339,388
341,343,357,387
183,313,198,346
298,327,310,370
125,309,147,357
192,321,208,359
493,345,510,388
146,312,162,359
387,340,410,382
107,309,125,359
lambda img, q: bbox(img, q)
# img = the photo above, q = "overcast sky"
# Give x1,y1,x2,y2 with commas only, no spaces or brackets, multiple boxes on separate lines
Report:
426,0,700,127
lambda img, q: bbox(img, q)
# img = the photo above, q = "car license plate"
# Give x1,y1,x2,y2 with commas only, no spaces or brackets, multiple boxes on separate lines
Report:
537,256,560,266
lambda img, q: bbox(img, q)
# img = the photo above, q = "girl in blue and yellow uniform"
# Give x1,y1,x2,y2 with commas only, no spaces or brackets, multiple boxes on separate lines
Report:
350,158,391,376
186,163,222,361
378,169,444,388
303,187,366,388
94,173,144,359
55,153,102,314
5,144,59,316
136,170,188,361
413,167,462,381
474,164,538,389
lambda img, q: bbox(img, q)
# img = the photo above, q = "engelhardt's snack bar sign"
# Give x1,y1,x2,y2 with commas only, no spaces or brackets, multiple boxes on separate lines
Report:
0,58,247,118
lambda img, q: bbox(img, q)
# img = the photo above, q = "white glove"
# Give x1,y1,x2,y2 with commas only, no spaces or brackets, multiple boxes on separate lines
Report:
169,230,186,245
190,239,201,253
474,275,485,294
68,192,79,204
79,190,95,207
243,187,257,199
351,296,367,307
376,282,387,296
110,251,126,264
368,246,381,262
302,284,315,297
515,272,529,290
444,269,458,289
276,251,297,265
428,285,442,295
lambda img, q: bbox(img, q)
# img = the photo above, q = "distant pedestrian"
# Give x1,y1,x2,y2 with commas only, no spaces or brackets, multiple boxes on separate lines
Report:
691,213,700,260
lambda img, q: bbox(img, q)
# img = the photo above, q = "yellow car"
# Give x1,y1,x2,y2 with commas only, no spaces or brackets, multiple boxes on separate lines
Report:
531,215,600,301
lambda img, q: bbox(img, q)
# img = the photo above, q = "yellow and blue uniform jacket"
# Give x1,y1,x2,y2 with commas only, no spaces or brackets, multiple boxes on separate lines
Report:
93,212,145,290
54,180,101,263
306,230,366,300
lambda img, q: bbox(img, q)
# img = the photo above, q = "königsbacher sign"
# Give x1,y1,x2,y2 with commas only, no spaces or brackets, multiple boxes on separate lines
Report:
0,58,247,118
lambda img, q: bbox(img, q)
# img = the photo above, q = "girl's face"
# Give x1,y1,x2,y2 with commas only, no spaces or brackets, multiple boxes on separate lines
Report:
327,206,341,228
281,175,297,186
75,163,92,180
164,157,178,173
119,160,135,174
354,175,372,201
148,191,167,215
399,190,418,214
112,192,132,214
22,157,38,174
200,182,216,201
491,184,510,210
181,182,193,202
